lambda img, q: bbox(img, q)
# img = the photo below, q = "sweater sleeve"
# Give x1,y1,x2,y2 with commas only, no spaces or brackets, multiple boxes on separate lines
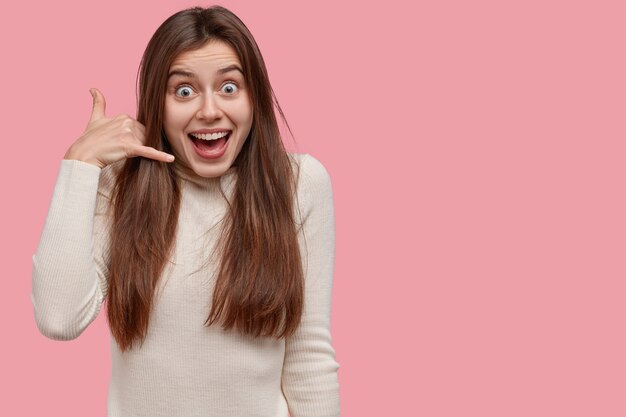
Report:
31,159,115,341
281,154,341,417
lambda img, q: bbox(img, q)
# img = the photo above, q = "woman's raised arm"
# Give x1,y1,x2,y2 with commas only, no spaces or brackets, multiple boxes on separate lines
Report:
31,158,113,340
31,88,172,340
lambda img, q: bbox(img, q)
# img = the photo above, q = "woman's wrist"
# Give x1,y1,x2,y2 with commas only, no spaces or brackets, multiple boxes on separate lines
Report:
64,146,103,168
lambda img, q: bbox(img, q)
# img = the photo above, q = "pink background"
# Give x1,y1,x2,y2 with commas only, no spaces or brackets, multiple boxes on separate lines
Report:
2,0,625,415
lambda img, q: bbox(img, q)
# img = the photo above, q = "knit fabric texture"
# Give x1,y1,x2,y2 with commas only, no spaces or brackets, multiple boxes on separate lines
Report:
31,153,340,417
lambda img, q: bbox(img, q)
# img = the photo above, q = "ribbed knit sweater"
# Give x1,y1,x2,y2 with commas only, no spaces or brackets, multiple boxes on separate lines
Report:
31,153,340,417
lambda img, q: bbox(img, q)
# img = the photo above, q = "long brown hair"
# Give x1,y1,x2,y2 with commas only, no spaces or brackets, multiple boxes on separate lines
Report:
107,6,304,352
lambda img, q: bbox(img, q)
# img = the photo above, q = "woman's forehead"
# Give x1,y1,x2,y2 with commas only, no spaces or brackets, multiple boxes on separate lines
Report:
171,40,241,68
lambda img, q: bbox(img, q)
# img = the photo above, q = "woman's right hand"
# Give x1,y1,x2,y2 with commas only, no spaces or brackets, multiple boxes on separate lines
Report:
63,88,175,169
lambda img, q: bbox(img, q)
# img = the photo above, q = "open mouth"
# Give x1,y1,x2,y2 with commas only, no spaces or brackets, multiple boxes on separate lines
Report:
188,131,231,153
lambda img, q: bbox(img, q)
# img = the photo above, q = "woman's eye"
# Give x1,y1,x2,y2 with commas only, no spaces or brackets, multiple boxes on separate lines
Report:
221,82,239,94
175,86,194,97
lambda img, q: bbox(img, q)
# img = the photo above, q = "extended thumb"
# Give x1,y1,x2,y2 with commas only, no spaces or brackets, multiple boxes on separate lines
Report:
89,88,106,121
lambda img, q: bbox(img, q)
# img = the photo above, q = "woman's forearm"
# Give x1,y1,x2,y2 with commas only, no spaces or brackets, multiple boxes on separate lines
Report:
31,159,111,340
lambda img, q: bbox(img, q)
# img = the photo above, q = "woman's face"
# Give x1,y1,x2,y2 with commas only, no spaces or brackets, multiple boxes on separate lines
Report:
164,40,253,178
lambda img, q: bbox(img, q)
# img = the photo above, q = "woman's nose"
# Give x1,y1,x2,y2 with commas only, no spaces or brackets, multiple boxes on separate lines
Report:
196,93,222,120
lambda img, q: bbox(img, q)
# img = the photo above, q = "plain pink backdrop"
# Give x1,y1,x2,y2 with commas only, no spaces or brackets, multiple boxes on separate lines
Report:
2,0,626,416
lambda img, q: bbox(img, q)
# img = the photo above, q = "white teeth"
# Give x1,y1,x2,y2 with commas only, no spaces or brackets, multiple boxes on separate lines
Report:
190,131,230,141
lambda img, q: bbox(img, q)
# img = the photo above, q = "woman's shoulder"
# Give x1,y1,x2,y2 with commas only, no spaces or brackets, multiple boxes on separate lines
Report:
287,153,333,189
287,153,333,215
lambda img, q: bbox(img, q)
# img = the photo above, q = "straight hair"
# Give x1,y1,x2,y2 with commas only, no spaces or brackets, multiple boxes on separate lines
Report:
107,6,304,352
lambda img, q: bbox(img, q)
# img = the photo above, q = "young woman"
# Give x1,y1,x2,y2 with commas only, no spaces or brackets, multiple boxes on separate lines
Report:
31,6,340,416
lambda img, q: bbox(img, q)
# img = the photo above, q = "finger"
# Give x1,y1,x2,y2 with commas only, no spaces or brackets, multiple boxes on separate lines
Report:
131,145,175,163
89,88,107,123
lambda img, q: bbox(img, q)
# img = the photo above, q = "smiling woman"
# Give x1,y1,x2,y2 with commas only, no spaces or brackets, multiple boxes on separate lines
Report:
31,5,340,417
164,41,254,178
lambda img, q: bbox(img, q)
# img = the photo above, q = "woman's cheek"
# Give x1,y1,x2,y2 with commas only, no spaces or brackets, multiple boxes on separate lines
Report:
224,99,253,126
166,101,190,127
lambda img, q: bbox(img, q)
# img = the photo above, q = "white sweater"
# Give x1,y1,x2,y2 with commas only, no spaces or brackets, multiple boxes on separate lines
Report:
31,153,340,417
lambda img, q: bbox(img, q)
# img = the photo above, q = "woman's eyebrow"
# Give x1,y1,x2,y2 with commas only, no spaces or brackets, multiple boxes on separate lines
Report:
168,69,196,80
218,64,244,75
168,65,243,80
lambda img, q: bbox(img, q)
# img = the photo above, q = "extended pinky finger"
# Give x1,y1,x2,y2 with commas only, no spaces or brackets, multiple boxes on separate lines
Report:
134,145,175,162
